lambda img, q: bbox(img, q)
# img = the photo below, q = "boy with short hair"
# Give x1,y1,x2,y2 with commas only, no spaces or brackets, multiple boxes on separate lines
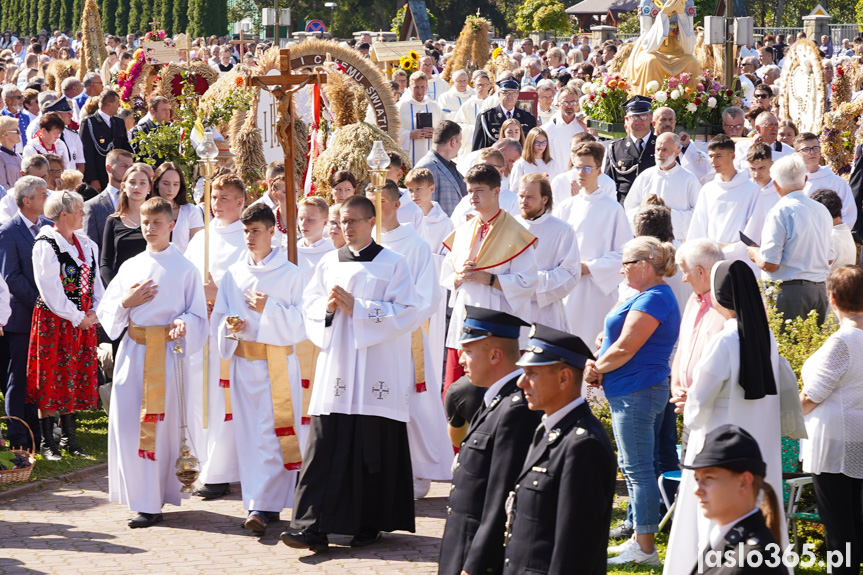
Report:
97,197,208,528
185,173,248,500
297,196,334,283
213,202,307,534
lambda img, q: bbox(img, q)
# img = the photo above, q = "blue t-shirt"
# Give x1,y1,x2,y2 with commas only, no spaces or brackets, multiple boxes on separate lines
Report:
598,284,681,398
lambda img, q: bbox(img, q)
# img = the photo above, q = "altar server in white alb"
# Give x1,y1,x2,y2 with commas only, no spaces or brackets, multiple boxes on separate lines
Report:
184,173,248,500
213,203,307,535
441,163,538,389
796,132,857,228
554,141,632,346
283,195,420,552
405,167,454,378
398,72,444,167
296,197,335,283
687,135,762,245
515,173,580,331
97,197,207,529
624,132,701,241
370,181,453,497
437,70,475,120
550,133,618,206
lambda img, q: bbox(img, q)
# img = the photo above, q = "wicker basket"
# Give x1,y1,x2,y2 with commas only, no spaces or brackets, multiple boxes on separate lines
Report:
0,416,36,485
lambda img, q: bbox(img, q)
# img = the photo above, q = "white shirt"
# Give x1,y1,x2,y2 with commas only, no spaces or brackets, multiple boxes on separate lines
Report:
759,190,833,282
624,163,701,241
830,223,856,271
509,158,556,191
708,508,760,552
550,171,616,207
541,396,585,434
105,185,120,209
98,109,112,125
483,369,524,407
171,203,205,254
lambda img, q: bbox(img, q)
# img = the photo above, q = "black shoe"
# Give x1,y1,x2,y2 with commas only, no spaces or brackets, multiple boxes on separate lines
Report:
609,523,634,540
194,483,230,499
39,416,62,461
128,512,163,528
280,529,329,552
59,413,89,457
350,528,382,547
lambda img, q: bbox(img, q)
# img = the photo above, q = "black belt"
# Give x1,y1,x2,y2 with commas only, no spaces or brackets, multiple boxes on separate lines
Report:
780,280,825,286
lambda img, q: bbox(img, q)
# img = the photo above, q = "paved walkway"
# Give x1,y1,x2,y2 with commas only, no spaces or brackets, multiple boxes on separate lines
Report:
0,472,447,574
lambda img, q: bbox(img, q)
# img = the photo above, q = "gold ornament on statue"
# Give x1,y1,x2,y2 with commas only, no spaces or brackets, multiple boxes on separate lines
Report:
172,339,200,492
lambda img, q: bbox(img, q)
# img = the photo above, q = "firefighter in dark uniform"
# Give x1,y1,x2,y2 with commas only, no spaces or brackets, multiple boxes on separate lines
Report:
603,95,657,203
683,424,785,575
471,77,537,151
438,306,542,575
501,323,617,575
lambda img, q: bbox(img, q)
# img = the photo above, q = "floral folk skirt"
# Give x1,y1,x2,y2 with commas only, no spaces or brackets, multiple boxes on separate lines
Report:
26,306,98,412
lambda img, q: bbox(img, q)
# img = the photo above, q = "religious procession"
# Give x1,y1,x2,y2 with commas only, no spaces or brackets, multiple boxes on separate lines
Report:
0,0,862,572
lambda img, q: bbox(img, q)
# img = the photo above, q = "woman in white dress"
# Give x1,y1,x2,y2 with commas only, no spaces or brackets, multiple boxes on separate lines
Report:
664,259,786,575
509,127,555,191
800,265,863,575
152,162,203,254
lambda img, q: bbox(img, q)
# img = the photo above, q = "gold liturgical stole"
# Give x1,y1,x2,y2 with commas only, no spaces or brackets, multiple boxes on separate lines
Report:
442,209,537,271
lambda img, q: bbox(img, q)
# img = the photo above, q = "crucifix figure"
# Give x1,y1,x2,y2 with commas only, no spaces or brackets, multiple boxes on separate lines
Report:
247,48,326,265
229,29,256,58
372,381,390,400
368,308,386,323
149,18,160,32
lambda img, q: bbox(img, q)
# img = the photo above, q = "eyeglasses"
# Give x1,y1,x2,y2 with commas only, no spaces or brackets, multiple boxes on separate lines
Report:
499,90,518,96
797,145,820,154
723,123,744,130
4,130,20,134
340,217,373,227
754,93,769,99
572,166,596,173
533,140,548,147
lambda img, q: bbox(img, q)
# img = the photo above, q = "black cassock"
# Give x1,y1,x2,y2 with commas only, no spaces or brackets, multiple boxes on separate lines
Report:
438,375,542,575
290,243,415,536
502,401,617,575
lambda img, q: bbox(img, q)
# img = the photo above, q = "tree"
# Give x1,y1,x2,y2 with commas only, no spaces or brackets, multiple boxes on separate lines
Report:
515,0,571,34
172,0,188,35
615,9,639,35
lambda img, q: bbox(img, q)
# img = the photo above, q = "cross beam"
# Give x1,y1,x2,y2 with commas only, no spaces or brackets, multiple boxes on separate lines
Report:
247,48,327,265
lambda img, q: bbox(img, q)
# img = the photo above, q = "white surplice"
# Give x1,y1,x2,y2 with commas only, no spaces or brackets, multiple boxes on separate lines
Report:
212,249,307,513
398,96,444,167
297,237,335,284
97,245,208,514
680,142,714,184
664,319,787,575
438,86,475,120
304,246,420,422
184,219,247,484
509,158,556,192
441,219,538,350
381,224,452,480
515,211,580,331
453,95,488,158
733,139,793,172
802,166,857,228
687,171,762,245
623,163,701,241
543,112,584,180
414,202,455,371
397,190,424,230
550,170,617,207
555,191,632,346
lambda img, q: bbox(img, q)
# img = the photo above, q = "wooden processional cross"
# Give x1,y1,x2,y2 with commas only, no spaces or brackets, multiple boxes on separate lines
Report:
229,30,256,57
247,49,326,265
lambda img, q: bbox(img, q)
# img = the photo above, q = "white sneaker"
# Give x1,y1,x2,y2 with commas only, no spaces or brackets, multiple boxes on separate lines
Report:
607,543,661,566
413,477,431,499
607,535,637,555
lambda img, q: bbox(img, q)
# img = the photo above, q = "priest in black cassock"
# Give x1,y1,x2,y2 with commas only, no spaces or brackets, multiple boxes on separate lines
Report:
282,195,421,552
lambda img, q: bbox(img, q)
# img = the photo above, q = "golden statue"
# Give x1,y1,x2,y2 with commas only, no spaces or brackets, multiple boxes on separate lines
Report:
624,0,702,96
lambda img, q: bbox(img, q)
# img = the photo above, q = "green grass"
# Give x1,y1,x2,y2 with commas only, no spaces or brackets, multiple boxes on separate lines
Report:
1,409,108,491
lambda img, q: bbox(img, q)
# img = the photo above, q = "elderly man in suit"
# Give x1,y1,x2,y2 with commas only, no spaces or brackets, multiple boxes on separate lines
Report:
79,90,132,192
82,149,133,248
413,120,466,217
0,176,51,450
603,96,657,203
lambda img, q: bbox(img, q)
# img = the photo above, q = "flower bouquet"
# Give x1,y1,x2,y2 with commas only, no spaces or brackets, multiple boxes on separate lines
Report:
582,72,630,138
117,48,147,105
647,72,743,133
398,50,419,81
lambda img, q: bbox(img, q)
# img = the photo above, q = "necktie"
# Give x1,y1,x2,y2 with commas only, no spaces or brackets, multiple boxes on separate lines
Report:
636,138,643,155
526,423,546,461
31,224,40,237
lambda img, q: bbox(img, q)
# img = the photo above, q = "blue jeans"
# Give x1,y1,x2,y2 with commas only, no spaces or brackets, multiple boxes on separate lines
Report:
607,382,669,534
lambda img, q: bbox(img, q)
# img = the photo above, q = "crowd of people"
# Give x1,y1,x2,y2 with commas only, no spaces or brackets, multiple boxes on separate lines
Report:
0,21,862,575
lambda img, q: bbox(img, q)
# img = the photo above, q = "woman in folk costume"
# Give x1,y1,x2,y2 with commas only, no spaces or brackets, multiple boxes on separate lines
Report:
28,191,103,460
664,259,786,575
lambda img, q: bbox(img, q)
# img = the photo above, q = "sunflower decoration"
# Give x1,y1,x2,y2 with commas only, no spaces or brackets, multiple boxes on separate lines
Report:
408,50,420,62
398,54,419,81
492,47,501,60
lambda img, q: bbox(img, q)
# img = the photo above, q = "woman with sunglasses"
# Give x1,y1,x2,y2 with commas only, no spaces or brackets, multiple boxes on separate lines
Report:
0,116,21,189
509,127,556,191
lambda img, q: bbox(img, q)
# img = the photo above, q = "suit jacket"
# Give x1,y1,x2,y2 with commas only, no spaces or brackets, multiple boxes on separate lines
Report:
438,375,543,575
689,510,784,575
79,112,131,189
472,105,537,151
502,401,617,575
413,150,466,218
849,143,863,242
82,191,115,249
604,131,657,203
0,213,52,333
